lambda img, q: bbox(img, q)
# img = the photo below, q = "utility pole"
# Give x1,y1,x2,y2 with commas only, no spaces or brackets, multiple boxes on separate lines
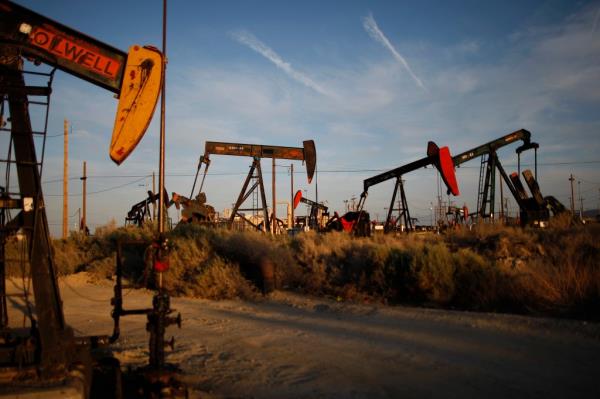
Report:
315,166,318,210
272,157,276,234
62,119,68,239
80,161,87,234
569,174,575,215
152,171,156,221
499,177,504,223
290,163,294,229
578,180,583,220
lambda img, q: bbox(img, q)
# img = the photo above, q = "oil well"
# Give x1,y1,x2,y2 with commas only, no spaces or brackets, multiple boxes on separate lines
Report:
181,139,316,232
1,2,185,397
356,141,460,233
452,129,566,226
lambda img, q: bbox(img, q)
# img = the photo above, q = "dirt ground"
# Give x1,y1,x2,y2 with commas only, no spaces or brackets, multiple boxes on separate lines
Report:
6,273,600,398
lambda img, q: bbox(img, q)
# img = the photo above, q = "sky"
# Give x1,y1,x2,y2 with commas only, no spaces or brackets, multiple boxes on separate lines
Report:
5,0,600,235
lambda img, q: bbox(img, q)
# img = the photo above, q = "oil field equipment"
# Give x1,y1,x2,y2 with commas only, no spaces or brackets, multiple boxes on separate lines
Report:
170,191,216,225
293,189,328,231
356,141,460,233
324,210,372,236
452,129,538,222
0,2,185,396
190,140,316,232
452,129,565,226
125,190,169,227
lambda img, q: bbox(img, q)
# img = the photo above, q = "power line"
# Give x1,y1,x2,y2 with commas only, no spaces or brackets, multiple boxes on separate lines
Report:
45,175,151,197
38,159,600,184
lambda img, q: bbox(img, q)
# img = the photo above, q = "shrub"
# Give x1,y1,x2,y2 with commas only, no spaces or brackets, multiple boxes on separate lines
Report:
6,216,596,319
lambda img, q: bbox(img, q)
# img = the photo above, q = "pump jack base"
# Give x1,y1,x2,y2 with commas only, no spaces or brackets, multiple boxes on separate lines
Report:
122,364,188,399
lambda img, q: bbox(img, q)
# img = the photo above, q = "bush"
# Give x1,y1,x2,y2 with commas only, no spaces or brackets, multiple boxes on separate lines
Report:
8,216,596,320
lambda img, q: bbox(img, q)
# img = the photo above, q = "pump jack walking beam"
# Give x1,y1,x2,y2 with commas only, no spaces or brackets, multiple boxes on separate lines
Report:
356,141,459,232
190,140,316,231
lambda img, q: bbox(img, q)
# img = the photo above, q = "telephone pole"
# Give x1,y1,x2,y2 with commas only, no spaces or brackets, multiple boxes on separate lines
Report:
80,161,87,233
569,174,575,215
290,163,294,229
152,171,156,221
62,119,68,239
272,157,276,234
578,180,583,220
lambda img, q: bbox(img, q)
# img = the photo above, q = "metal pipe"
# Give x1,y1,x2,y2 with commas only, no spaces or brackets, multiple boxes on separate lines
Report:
81,161,87,233
158,0,167,234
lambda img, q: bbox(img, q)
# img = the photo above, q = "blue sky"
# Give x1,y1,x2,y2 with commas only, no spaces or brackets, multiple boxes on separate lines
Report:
8,0,600,234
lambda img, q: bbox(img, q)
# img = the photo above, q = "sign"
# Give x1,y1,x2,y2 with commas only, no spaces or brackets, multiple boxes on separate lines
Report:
30,25,121,79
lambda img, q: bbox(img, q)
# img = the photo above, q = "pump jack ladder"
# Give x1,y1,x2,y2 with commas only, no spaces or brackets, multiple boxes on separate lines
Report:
190,140,316,232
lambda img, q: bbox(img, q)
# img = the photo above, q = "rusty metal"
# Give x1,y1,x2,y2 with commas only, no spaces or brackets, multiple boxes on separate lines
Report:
229,157,271,232
195,140,316,232
204,139,316,183
171,191,216,224
0,1,127,93
522,169,545,207
1,1,178,395
2,53,74,374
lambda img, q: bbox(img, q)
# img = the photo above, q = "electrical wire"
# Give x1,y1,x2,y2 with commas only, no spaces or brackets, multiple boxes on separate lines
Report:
44,175,151,197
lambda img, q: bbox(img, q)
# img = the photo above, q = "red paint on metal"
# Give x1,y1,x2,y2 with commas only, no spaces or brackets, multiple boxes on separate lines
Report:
29,25,122,79
340,217,355,232
293,190,303,209
154,259,169,272
438,146,459,196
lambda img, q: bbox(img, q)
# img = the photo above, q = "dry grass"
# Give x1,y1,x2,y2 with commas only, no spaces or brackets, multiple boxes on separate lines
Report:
5,217,599,319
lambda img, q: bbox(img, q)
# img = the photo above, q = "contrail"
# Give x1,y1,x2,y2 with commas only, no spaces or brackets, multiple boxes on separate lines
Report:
231,30,330,96
593,7,600,34
363,13,427,90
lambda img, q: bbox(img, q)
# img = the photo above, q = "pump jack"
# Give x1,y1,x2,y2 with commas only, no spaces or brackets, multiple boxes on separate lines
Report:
452,129,565,225
293,190,328,231
452,129,538,222
0,1,174,397
355,141,459,233
190,140,316,232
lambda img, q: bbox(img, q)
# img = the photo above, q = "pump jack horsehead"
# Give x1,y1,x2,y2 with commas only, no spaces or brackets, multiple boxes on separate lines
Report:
354,141,460,234
189,140,317,232
0,1,187,397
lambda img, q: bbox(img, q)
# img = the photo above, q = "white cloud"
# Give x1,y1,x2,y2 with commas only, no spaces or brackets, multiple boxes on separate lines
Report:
230,30,332,97
362,13,427,90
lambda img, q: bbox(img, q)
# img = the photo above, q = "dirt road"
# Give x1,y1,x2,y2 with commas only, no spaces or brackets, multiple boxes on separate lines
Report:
6,274,600,398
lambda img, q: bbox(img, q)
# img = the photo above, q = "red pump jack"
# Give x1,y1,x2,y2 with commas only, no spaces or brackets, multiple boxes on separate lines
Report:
355,142,459,233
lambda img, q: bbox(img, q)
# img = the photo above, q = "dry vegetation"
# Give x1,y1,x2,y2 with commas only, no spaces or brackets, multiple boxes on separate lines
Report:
5,216,600,320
